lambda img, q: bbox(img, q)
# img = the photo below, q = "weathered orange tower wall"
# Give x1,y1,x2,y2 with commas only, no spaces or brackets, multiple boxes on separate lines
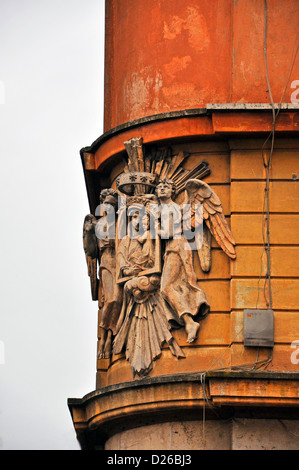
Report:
69,0,299,450
104,0,298,130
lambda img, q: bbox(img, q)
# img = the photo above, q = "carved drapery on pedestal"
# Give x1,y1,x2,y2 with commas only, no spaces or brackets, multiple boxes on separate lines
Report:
83,137,236,378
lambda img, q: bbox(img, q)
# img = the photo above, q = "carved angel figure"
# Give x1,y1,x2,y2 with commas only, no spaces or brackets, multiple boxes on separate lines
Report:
83,189,122,359
155,177,236,344
155,178,209,344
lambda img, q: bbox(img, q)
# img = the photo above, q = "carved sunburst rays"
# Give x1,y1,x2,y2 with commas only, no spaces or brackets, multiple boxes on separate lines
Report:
171,159,210,195
116,137,211,196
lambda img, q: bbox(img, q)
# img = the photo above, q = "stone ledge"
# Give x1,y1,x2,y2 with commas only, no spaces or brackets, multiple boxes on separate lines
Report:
207,103,299,110
81,106,299,157
69,370,299,404
68,371,299,449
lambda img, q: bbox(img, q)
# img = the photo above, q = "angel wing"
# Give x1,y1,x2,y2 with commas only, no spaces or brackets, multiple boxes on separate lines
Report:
83,214,99,301
184,179,236,267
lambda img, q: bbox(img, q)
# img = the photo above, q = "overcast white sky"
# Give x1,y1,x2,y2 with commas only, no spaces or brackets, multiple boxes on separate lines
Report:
0,0,105,449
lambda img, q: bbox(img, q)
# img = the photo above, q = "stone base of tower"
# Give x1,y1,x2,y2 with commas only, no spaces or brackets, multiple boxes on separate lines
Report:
104,419,299,451
68,372,299,450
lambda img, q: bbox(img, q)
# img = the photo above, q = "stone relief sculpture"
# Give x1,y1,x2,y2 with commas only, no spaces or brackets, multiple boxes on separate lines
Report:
156,178,210,345
83,137,236,378
83,189,122,359
113,202,185,377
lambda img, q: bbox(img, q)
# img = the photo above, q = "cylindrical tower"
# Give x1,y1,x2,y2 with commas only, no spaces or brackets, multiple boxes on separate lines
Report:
69,0,299,450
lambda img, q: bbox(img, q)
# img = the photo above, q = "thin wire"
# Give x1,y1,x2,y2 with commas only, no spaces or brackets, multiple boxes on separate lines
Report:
200,373,206,447
262,0,275,310
263,0,276,122
198,0,299,418
197,325,273,417
257,1,299,311
256,190,267,308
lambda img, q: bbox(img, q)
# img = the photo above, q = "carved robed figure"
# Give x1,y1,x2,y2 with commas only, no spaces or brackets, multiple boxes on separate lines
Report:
83,137,236,378
83,189,122,359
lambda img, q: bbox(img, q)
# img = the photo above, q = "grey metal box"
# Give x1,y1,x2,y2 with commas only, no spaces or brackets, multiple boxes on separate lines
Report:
243,309,274,347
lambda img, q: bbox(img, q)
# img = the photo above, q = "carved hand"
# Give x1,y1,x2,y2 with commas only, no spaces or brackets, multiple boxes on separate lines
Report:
123,265,142,277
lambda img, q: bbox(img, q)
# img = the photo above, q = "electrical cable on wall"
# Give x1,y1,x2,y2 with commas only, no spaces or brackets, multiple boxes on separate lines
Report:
261,0,274,311
255,1,298,371
257,1,299,311
198,4,299,423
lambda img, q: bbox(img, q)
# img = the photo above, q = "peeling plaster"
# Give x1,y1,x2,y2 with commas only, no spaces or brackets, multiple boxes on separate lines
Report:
124,68,164,121
163,56,192,80
163,6,210,52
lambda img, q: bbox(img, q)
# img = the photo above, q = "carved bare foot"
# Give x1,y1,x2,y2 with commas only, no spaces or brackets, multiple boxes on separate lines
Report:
98,328,107,358
103,330,112,358
182,314,200,343
98,347,104,358
98,346,104,359
186,322,200,343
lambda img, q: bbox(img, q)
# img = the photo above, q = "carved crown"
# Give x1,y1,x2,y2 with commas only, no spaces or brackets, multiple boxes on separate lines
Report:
116,137,211,197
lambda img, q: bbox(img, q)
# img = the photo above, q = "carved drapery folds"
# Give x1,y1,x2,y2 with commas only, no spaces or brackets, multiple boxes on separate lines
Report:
83,137,236,378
